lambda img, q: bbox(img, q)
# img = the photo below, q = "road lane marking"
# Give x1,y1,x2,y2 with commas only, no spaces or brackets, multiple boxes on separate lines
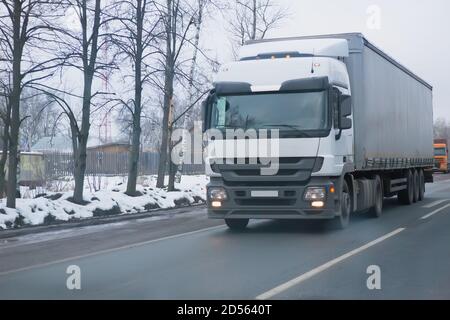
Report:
425,184,450,194
0,225,226,277
422,199,448,208
256,228,405,300
420,203,450,220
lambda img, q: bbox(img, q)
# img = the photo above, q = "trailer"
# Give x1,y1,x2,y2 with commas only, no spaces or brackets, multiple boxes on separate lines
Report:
202,33,434,230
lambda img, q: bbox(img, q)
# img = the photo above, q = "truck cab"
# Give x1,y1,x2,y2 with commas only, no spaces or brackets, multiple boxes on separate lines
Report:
202,39,354,229
433,139,449,173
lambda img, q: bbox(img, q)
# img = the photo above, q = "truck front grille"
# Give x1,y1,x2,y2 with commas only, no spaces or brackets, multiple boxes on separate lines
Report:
211,157,323,187
234,169,298,176
211,157,304,167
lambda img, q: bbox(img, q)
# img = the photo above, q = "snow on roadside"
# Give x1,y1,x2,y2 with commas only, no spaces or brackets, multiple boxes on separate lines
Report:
0,175,209,230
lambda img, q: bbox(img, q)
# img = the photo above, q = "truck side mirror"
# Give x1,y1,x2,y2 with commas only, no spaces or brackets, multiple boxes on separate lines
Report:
338,94,352,130
201,92,214,133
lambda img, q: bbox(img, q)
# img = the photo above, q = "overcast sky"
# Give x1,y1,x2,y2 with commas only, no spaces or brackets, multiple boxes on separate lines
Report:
205,0,450,121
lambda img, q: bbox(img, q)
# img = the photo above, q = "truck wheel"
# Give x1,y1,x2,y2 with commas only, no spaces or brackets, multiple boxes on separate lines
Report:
370,176,383,218
412,169,420,203
225,219,249,231
398,170,414,205
331,180,351,229
418,169,425,201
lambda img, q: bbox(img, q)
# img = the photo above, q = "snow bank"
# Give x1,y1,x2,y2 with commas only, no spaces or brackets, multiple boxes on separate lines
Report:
0,175,208,230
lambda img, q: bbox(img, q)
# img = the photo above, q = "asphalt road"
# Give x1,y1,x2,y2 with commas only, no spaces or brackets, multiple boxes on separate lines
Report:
1,175,450,299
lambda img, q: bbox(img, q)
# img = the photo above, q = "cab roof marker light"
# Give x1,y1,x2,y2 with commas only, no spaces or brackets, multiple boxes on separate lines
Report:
250,85,281,92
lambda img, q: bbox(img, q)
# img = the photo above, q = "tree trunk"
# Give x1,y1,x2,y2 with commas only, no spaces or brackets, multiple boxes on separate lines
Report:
175,0,204,188
156,0,174,189
126,0,143,196
72,76,93,204
6,83,20,208
156,69,173,188
167,127,176,191
6,0,23,208
72,0,101,204
126,106,142,195
0,102,11,198
251,0,257,40
126,121,141,195
72,134,88,203
0,151,7,198
0,132,10,199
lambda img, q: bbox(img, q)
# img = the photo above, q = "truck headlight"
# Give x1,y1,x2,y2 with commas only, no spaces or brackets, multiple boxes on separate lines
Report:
208,187,228,201
304,187,326,201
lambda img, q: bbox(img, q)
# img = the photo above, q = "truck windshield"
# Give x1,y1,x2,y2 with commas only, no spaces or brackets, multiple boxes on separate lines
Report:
434,148,447,156
209,91,329,137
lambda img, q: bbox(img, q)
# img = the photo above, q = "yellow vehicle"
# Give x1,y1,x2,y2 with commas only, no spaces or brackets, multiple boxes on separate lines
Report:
434,139,449,173
2,151,46,187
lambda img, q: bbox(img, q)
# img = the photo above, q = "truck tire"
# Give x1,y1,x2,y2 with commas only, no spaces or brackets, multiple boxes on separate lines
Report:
418,169,425,201
225,219,249,231
369,175,383,218
398,170,414,205
330,180,351,229
412,169,420,203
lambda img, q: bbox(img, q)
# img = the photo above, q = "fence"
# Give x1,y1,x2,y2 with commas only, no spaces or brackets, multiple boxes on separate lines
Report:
44,151,204,179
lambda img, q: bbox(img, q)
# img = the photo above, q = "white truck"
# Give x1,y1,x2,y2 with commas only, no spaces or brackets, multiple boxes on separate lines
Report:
202,33,434,230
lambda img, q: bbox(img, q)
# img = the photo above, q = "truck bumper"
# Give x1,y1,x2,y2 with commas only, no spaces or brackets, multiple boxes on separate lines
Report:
207,177,341,220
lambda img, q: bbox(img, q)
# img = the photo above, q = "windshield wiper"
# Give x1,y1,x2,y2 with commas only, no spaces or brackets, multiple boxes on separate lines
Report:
216,125,242,130
263,124,304,130
262,124,312,137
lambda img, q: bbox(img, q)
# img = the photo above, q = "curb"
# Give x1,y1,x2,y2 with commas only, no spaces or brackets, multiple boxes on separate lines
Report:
0,203,206,239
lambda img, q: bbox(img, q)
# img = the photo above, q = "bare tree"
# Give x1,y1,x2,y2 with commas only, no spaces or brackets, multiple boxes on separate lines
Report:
154,0,196,189
0,0,68,208
168,0,220,190
111,0,161,196
55,0,115,204
229,0,288,50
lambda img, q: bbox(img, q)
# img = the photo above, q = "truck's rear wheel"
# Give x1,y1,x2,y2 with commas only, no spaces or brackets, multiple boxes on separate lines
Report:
418,169,425,201
370,175,383,218
412,169,420,203
331,180,351,229
225,219,249,231
398,170,414,205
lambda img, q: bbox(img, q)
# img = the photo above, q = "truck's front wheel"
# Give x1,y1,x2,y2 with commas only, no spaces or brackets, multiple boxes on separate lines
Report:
225,219,249,231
